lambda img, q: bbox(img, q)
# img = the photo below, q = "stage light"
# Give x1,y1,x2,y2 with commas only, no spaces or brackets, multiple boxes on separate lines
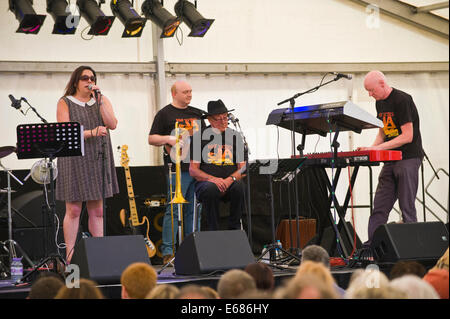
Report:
47,0,80,35
77,0,115,36
8,0,46,34
174,0,214,37
111,0,147,37
141,0,181,38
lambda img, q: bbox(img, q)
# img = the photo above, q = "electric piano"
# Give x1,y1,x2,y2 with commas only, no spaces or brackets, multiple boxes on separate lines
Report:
300,150,402,167
266,100,383,136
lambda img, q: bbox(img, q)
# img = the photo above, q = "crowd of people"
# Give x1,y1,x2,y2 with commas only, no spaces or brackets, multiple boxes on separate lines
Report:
25,245,448,300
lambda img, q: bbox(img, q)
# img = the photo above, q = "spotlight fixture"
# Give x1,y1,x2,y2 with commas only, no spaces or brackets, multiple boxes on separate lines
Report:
8,0,46,34
111,0,147,38
174,0,214,37
77,0,115,36
47,0,80,35
141,0,181,38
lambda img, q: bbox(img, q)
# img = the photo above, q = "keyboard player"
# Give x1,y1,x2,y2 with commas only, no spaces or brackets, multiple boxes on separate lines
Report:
358,70,424,246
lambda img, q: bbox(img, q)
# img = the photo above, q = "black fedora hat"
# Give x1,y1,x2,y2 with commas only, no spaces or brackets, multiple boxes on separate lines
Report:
205,99,234,116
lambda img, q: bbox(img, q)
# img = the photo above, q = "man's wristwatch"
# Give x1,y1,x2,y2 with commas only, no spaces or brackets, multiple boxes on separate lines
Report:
230,175,237,182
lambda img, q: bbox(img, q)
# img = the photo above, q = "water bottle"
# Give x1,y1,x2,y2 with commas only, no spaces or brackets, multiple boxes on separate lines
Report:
10,257,23,283
275,240,283,258
261,245,269,263
276,240,283,250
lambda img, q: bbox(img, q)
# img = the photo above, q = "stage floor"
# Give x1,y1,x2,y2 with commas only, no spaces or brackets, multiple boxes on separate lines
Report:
0,262,359,299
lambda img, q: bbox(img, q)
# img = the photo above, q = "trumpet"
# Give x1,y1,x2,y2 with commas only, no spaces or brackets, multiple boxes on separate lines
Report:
169,122,188,246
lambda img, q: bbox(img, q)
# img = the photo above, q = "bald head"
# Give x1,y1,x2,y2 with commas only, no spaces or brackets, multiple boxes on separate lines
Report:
364,70,392,101
171,81,192,108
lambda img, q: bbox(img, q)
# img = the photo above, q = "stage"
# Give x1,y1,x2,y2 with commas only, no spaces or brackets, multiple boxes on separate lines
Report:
0,262,360,299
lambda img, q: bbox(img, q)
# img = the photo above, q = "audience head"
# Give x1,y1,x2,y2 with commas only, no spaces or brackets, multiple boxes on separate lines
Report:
275,275,338,299
433,248,449,271
390,275,439,299
423,269,449,299
345,266,391,299
28,275,64,299
244,262,275,291
217,269,257,299
176,284,214,299
295,261,336,292
200,286,220,299
348,284,407,299
120,262,157,299
236,289,273,299
389,261,426,280
54,278,104,299
146,284,180,299
301,245,330,268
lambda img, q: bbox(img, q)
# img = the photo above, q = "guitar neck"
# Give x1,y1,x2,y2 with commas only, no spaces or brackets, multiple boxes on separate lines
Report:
123,165,140,226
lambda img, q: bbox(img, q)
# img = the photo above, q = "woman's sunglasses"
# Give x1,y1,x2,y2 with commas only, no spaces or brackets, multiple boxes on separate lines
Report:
80,75,96,82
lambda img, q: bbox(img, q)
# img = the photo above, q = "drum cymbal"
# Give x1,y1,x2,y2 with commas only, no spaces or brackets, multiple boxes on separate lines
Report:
0,146,16,159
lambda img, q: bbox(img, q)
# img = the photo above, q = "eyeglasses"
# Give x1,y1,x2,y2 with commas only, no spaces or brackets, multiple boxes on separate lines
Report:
80,75,96,82
211,115,228,122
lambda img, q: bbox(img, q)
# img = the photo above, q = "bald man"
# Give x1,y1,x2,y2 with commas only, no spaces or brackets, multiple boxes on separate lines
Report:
358,71,423,245
149,81,205,264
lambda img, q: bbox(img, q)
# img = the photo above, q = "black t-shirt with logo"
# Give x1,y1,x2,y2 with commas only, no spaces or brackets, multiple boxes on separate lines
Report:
149,104,205,171
376,88,423,160
191,126,245,179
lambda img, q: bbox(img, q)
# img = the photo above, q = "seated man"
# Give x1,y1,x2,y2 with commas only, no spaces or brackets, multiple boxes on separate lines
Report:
189,99,246,231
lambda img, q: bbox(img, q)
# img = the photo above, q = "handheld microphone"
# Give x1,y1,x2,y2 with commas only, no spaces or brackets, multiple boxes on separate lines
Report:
88,84,101,93
9,94,22,109
332,72,352,80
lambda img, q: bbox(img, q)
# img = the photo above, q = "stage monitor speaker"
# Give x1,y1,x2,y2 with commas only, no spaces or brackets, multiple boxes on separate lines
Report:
71,235,150,284
371,222,449,263
174,230,255,275
318,221,362,257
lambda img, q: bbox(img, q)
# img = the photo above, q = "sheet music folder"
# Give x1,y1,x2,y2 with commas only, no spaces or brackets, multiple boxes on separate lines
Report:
16,122,85,159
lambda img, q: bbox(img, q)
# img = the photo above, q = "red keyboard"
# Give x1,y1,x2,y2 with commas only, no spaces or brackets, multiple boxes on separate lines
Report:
294,150,402,166
305,150,402,162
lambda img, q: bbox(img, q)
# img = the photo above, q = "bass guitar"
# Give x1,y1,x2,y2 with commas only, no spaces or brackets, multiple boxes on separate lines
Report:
119,145,156,258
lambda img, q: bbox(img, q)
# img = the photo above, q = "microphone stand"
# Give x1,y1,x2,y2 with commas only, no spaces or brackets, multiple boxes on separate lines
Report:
95,92,109,237
230,117,253,249
21,98,48,124
277,73,344,256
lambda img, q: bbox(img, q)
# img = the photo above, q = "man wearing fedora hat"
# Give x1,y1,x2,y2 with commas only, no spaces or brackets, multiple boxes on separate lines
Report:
189,99,246,231
148,80,205,264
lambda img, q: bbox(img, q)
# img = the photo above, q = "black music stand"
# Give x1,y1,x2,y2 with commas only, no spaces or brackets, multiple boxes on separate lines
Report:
251,158,306,267
16,122,84,283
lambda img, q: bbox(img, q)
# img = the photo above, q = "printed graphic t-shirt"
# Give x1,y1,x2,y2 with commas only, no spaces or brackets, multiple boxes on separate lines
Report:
191,126,245,179
149,104,205,171
376,88,423,160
